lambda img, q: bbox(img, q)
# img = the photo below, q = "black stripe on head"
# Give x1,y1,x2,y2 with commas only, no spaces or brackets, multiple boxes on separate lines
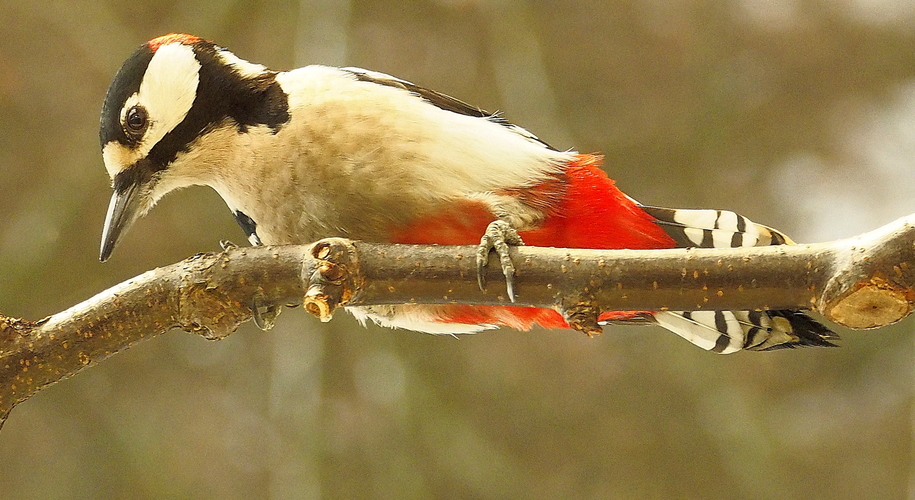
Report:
144,41,291,171
199,46,291,132
103,38,292,189
100,43,155,148
112,157,158,194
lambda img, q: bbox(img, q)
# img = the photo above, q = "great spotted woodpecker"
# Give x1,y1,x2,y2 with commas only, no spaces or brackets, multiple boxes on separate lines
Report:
98,34,837,353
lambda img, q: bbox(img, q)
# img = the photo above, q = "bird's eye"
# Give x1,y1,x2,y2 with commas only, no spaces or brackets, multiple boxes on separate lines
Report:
124,106,148,135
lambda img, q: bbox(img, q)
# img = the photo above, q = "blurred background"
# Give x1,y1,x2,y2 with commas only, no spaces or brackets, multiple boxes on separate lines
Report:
2,0,915,498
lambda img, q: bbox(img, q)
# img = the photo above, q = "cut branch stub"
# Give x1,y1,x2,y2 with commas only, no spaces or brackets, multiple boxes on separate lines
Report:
302,239,362,322
819,218,915,328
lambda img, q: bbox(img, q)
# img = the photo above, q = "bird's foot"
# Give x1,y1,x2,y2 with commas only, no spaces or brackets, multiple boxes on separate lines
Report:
477,220,524,302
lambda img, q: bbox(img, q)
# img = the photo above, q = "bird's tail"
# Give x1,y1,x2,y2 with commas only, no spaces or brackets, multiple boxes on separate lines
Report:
652,310,838,354
636,205,839,353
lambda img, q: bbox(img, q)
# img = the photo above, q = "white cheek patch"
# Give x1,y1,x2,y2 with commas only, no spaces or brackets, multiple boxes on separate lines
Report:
139,43,200,148
106,43,202,178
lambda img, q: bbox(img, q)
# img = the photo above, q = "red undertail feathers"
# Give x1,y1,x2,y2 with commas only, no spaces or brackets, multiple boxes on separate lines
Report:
388,154,671,331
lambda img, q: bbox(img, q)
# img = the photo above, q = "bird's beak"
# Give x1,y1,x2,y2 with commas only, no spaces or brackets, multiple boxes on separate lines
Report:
99,182,142,262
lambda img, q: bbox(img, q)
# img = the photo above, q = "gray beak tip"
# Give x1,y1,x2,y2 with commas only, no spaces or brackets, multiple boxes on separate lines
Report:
99,244,113,263
99,184,142,263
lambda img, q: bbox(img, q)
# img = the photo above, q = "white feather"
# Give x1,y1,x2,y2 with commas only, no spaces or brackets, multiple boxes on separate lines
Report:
673,209,718,232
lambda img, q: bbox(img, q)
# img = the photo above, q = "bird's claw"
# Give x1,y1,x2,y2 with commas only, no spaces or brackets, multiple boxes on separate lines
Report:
477,220,524,302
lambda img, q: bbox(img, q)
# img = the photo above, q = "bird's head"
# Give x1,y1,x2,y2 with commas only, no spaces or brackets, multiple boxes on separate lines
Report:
98,34,289,261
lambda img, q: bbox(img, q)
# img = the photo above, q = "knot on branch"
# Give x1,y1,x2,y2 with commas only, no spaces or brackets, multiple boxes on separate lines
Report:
177,253,252,340
561,296,603,337
0,316,36,342
302,239,362,321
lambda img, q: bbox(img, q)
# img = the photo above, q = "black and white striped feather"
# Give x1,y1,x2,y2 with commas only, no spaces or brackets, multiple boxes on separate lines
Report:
640,205,792,247
633,206,838,353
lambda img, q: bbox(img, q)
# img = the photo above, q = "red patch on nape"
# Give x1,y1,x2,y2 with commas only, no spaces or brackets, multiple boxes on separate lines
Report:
148,33,202,51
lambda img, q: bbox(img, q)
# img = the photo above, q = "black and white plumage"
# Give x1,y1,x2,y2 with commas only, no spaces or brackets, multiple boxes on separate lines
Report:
97,34,838,353
636,205,835,352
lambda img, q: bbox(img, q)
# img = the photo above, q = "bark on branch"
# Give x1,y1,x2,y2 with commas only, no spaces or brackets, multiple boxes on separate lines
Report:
2,213,915,426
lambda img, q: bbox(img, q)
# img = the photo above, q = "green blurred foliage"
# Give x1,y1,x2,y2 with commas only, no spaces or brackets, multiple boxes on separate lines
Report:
1,0,915,498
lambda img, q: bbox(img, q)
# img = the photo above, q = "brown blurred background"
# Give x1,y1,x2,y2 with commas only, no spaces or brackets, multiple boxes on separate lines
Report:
2,1,915,498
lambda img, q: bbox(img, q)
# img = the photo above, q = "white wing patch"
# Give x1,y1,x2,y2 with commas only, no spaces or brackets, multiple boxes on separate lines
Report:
340,67,555,149
273,66,575,202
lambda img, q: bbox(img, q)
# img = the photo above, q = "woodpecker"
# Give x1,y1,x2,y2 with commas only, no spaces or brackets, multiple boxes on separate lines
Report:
98,34,837,353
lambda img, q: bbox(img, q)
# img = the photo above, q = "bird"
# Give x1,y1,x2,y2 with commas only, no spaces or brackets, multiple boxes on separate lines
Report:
98,33,838,353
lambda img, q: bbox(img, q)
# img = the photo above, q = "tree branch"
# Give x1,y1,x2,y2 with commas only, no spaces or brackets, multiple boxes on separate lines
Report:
3,214,915,426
